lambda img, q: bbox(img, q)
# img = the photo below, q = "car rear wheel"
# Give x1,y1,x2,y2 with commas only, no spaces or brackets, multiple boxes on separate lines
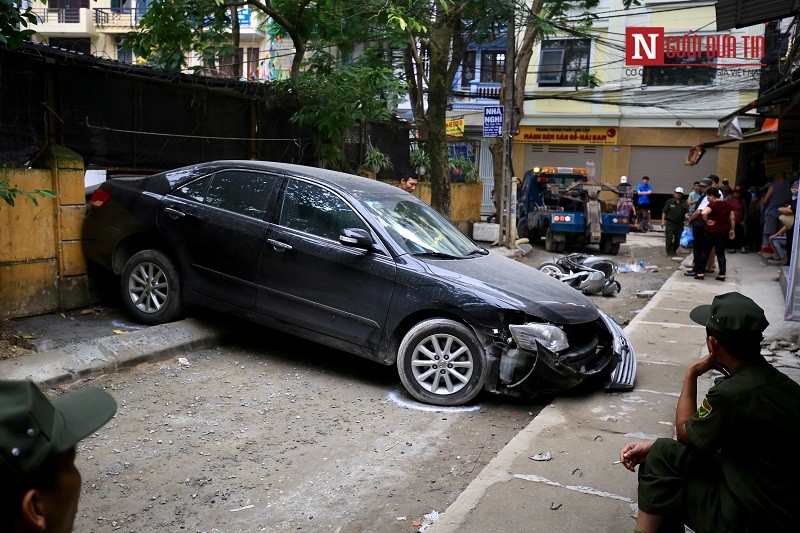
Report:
121,249,184,325
397,319,486,406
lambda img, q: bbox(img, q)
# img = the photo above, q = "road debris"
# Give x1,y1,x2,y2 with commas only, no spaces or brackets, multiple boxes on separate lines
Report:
230,504,254,512
530,452,552,461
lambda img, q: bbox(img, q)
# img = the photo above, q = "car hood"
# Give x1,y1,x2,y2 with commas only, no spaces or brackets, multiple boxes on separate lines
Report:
420,252,599,324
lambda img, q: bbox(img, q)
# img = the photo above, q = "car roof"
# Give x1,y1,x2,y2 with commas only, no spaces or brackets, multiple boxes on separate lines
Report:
162,160,404,199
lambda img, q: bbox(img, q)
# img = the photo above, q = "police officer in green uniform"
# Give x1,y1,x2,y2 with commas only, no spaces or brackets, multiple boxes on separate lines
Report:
1,380,117,532
619,292,800,533
660,186,689,256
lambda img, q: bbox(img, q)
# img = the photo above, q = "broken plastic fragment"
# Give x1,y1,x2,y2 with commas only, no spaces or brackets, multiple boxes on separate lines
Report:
530,452,552,461
178,357,191,366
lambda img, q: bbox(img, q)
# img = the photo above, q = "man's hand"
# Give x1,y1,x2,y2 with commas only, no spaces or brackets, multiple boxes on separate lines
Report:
690,352,727,377
619,440,654,472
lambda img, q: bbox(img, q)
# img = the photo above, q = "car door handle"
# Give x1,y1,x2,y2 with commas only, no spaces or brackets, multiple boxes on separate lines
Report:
164,207,186,219
267,238,292,252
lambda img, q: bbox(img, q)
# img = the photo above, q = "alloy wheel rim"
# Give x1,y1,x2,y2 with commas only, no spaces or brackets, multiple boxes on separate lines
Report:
410,334,473,396
128,261,169,314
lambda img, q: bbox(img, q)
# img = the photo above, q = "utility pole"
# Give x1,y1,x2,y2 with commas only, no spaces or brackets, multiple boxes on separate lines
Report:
498,9,516,248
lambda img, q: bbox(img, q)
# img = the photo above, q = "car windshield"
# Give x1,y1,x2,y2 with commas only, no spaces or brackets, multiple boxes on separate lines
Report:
361,197,478,257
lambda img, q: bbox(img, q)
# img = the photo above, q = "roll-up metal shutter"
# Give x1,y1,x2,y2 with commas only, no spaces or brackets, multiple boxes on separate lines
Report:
524,145,603,175
629,146,719,195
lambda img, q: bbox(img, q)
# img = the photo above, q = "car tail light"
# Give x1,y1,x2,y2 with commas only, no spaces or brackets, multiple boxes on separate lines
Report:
90,189,112,208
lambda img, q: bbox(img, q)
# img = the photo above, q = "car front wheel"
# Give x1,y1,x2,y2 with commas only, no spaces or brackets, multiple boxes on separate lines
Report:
121,249,184,325
397,319,486,406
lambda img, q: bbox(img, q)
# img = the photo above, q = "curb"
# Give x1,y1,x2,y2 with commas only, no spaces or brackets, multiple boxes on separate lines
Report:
0,318,232,386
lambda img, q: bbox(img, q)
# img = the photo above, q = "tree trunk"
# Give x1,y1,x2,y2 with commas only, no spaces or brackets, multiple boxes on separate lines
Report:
427,7,455,217
491,0,544,221
230,7,241,78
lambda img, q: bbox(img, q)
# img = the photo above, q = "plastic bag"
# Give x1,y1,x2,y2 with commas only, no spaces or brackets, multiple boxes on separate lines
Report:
679,226,693,248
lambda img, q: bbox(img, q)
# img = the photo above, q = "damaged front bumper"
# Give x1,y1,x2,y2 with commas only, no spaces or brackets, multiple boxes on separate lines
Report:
489,310,636,398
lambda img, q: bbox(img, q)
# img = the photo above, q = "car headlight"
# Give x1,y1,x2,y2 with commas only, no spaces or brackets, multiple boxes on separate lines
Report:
508,324,569,352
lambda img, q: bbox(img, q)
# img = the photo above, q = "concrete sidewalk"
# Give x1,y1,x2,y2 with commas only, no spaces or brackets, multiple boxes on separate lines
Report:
429,251,799,532
0,318,232,385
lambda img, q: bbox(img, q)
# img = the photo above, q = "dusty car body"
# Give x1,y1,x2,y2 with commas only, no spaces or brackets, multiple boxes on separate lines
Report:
83,161,636,406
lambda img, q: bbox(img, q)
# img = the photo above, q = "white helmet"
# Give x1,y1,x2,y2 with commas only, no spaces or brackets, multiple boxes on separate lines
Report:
620,176,628,184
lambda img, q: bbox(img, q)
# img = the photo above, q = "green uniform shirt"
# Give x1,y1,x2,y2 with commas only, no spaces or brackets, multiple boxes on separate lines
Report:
686,358,800,529
662,197,688,225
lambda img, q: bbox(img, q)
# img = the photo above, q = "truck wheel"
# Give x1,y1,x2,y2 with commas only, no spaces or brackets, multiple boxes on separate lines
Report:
600,236,613,254
397,319,486,406
545,228,558,252
609,242,621,255
517,218,528,241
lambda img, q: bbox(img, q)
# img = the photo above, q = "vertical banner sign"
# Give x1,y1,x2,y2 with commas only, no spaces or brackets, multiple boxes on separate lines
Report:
483,106,503,137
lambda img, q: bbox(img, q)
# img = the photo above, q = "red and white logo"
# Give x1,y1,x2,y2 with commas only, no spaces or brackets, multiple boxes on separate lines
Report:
626,27,664,66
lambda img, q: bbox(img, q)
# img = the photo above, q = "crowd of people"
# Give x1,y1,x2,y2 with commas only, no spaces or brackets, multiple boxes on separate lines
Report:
617,172,799,280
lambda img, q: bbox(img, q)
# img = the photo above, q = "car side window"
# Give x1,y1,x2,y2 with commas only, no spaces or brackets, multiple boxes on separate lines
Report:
173,176,211,203
204,170,277,219
279,179,368,241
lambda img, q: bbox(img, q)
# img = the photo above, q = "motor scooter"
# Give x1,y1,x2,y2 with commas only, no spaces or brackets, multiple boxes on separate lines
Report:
537,253,621,296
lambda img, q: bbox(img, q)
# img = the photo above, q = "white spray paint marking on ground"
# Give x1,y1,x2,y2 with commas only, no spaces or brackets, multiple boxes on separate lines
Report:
515,474,635,503
635,388,680,397
636,320,703,329
621,396,648,404
624,431,660,440
111,319,148,330
387,391,481,412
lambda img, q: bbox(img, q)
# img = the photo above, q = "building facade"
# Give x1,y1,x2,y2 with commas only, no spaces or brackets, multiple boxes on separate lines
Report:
24,1,292,80
452,0,765,202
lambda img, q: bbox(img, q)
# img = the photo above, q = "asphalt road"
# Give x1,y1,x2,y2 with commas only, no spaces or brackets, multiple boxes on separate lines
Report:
63,328,541,532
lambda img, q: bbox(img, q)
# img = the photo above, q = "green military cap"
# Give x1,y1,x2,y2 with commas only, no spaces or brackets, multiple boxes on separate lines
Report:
699,178,713,187
0,380,117,490
690,292,769,340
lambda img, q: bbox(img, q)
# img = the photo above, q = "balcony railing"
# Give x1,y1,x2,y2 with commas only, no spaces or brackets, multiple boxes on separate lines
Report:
474,85,501,99
94,8,147,29
32,8,82,24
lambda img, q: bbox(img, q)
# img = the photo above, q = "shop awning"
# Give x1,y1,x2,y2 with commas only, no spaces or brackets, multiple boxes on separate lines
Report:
715,0,800,30
686,119,780,165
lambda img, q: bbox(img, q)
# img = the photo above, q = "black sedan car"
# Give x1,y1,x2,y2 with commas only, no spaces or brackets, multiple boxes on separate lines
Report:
83,161,635,406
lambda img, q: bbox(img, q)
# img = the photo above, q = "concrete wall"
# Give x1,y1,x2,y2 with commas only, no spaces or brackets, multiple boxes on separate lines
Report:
0,147,100,319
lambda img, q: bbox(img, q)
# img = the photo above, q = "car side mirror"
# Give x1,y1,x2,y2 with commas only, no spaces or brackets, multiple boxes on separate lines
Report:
339,228,373,251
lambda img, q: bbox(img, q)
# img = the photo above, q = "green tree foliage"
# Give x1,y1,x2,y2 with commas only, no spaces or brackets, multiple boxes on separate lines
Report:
0,178,56,210
0,0,38,49
125,0,235,73
284,51,405,171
